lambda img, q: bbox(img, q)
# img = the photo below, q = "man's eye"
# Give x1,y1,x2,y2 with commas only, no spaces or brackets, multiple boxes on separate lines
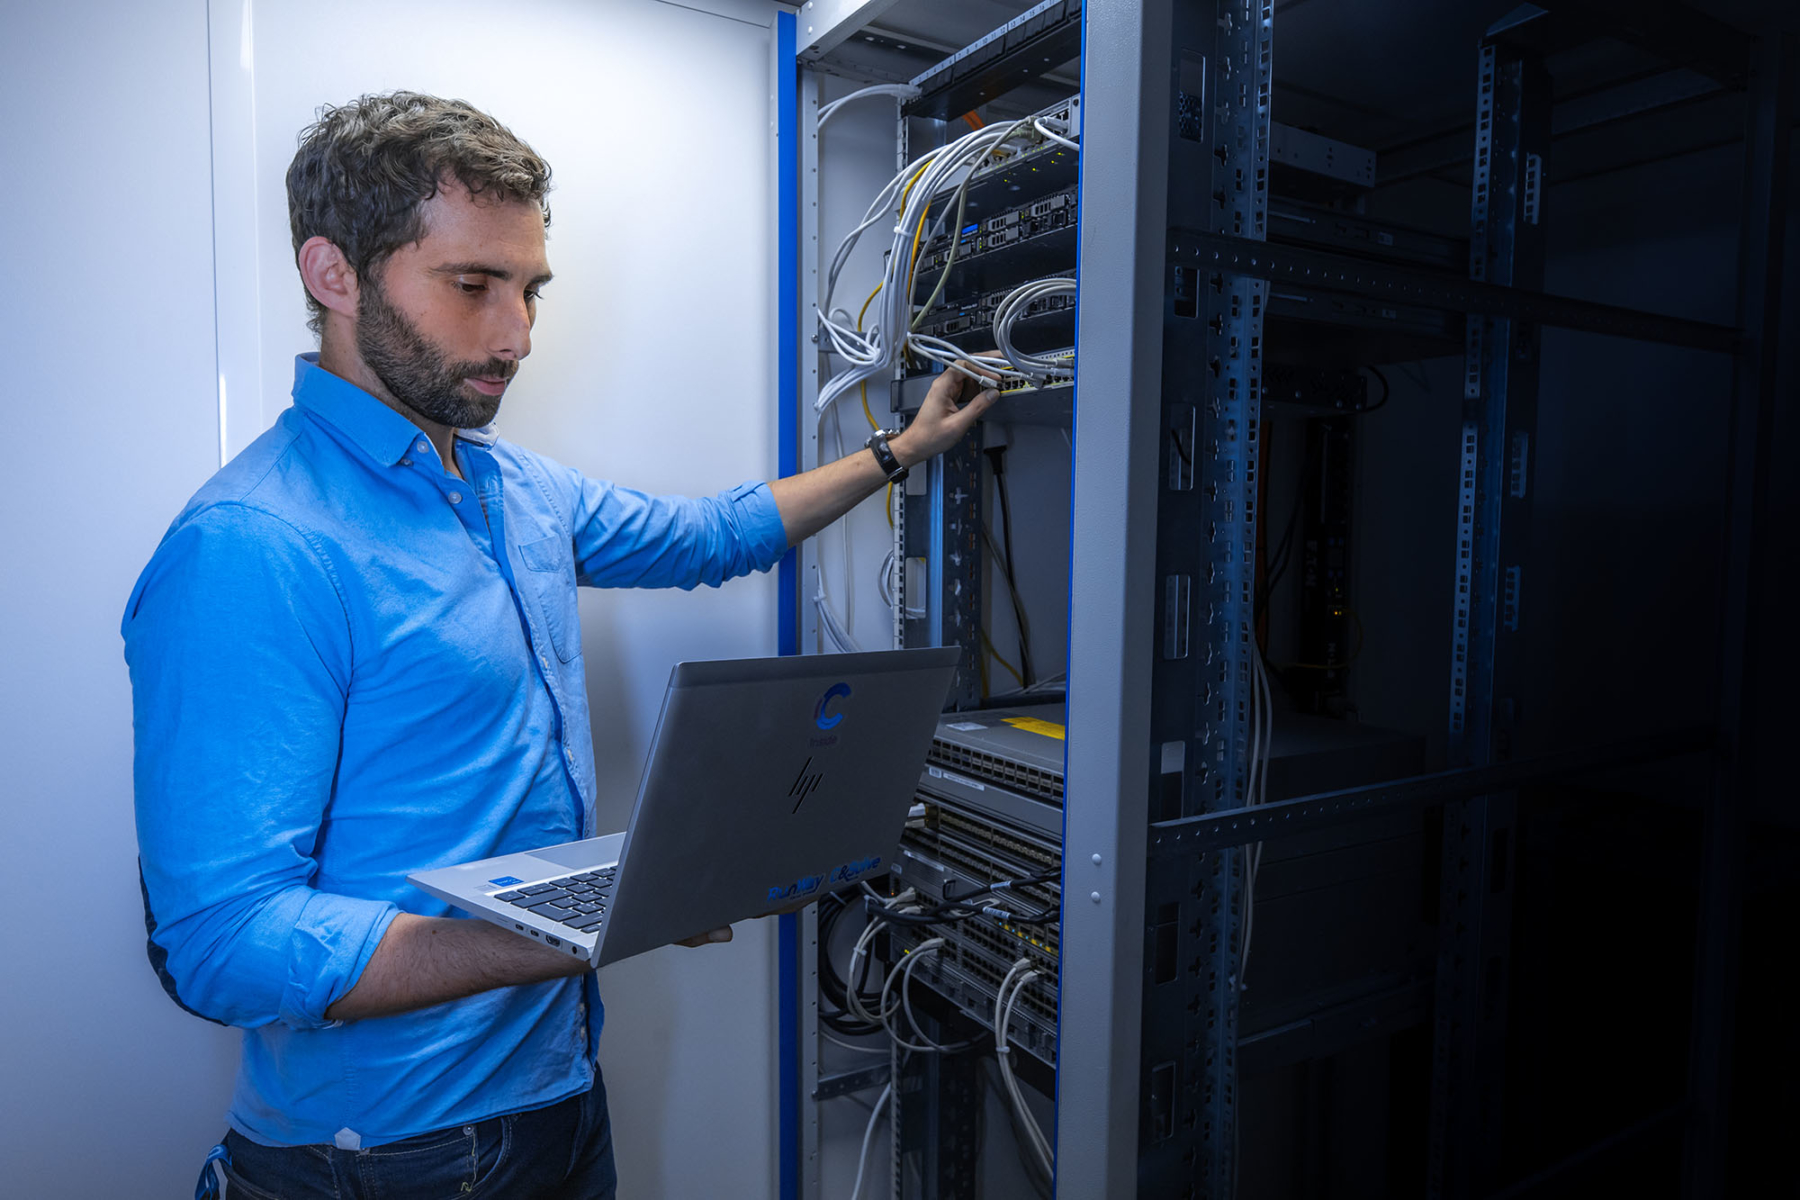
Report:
455,280,487,295
525,289,543,303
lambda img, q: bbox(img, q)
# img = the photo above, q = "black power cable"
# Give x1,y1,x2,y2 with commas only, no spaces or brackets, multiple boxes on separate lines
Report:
1362,365,1391,412
1257,366,1390,622
863,891,1061,930
818,893,885,1036
982,446,1036,685
1258,433,1324,622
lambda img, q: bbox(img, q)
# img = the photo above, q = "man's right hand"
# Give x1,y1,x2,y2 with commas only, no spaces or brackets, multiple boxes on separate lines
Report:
676,927,735,948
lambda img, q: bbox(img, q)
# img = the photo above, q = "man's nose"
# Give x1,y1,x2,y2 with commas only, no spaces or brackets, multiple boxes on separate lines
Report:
491,295,533,361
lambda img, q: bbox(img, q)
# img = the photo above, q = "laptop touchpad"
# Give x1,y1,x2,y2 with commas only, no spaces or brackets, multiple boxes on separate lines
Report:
529,837,622,870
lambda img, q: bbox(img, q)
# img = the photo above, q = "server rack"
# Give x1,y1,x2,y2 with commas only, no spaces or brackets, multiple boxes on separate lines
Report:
779,1,1789,1195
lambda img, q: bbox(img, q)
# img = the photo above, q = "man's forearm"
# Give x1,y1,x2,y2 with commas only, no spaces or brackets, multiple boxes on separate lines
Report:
770,361,997,547
324,913,586,1022
767,441,899,547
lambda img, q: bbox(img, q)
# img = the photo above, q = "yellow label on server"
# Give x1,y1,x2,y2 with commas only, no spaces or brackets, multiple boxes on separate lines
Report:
1003,716,1066,740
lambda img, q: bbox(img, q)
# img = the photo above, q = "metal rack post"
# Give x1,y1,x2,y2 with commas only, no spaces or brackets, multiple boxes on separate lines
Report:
1060,0,1273,1194
1053,0,1175,1191
1427,15,1552,1198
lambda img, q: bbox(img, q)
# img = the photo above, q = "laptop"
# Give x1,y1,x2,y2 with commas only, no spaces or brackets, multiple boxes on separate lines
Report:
409,647,960,967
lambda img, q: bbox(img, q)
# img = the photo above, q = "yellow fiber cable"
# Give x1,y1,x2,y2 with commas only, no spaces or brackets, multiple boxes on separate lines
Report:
980,629,1025,688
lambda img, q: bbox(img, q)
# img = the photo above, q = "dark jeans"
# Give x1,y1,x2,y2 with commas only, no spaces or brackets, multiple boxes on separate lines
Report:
214,1074,616,1200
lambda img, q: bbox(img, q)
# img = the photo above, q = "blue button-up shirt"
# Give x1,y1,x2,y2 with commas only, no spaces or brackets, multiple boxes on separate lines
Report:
124,354,787,1147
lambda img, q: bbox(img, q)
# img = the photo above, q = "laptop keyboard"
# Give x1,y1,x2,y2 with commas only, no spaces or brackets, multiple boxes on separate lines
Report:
493,866,617,934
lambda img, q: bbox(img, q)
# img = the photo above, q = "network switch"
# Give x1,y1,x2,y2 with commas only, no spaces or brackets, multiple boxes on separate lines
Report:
892,786,1062,1070
897,369,1074,427
926,96,1081,203
925,702,1067,811
915,187,1077,281
913,274,1076,347
879,706,1069,1070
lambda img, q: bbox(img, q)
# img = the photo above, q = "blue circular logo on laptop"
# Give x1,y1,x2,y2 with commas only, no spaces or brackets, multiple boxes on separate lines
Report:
815,682,851,730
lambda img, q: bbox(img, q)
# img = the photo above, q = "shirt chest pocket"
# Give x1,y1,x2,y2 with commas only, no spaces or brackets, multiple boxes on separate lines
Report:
515,534,583,664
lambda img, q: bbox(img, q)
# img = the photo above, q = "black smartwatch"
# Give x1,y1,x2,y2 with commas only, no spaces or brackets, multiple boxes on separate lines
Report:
865,428,909,483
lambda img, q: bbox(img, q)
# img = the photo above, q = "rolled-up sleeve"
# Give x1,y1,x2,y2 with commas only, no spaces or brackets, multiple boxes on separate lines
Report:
562,471,789,590
123,503,397,1030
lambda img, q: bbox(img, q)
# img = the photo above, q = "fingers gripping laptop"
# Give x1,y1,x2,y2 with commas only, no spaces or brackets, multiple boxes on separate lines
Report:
409,648,959,967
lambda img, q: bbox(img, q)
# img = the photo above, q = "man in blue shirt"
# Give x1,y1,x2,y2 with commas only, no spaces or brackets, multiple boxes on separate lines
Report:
125,91,995,1199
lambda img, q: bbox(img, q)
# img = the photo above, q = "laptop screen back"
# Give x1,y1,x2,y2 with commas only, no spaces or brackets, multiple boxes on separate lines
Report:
594,648,958,966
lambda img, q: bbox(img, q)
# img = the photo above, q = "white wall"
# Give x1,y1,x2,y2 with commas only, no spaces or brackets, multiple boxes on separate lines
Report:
1,1,785,1195
0,2,241,1194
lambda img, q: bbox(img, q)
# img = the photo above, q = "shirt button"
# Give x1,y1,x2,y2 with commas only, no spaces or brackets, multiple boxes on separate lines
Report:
448,491,463,504
417,440,430,453
565,747,575,765
539,653,551,671
399,458,412,467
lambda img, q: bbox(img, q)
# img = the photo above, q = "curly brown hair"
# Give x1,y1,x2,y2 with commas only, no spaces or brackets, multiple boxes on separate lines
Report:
286,91,553,335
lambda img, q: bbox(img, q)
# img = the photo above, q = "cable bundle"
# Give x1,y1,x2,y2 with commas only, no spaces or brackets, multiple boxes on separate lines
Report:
818,84,921,129
817,117,1076,416
822,880,1062,1197
995,959,1054,1179
1240,651,1274,988
992,277,1078,383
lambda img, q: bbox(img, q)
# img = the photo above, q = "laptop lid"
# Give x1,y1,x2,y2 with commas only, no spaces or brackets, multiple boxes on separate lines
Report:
594,647,958,966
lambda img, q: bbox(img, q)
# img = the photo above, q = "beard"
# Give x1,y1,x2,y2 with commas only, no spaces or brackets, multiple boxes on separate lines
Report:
355,276,516,429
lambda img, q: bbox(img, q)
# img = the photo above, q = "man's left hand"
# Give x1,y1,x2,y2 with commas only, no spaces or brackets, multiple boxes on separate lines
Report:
890,359,1001,466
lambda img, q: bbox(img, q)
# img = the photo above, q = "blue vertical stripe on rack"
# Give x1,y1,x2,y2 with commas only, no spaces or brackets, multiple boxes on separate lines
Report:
775,11,800,1200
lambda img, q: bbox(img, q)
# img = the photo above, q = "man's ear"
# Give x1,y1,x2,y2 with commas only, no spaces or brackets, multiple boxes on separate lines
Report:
297,236,359,323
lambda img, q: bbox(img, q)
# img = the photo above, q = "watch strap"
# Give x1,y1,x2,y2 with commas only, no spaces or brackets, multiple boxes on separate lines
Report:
865,429,908,483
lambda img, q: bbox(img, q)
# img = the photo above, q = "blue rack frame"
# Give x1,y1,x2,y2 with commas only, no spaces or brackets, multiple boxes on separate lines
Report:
775,11,800,1200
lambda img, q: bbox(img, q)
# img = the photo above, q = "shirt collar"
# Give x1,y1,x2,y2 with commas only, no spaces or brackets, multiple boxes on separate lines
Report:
291,354,500,463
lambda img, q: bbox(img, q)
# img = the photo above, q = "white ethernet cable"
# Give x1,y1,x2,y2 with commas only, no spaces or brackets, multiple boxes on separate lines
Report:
1032,115,1080,151
842,888,921,1026
877,549,925,619
820,1028,889,1056
995,959,1053,1179
816,115,1068,417
812,405,864,653
819,84,922,129
813,121,1035,648
992,276,1078,383
848,1082,893,1200
879,937,952,1053
814,575,861,653
811,103,1081,654
1240,649,1275,987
